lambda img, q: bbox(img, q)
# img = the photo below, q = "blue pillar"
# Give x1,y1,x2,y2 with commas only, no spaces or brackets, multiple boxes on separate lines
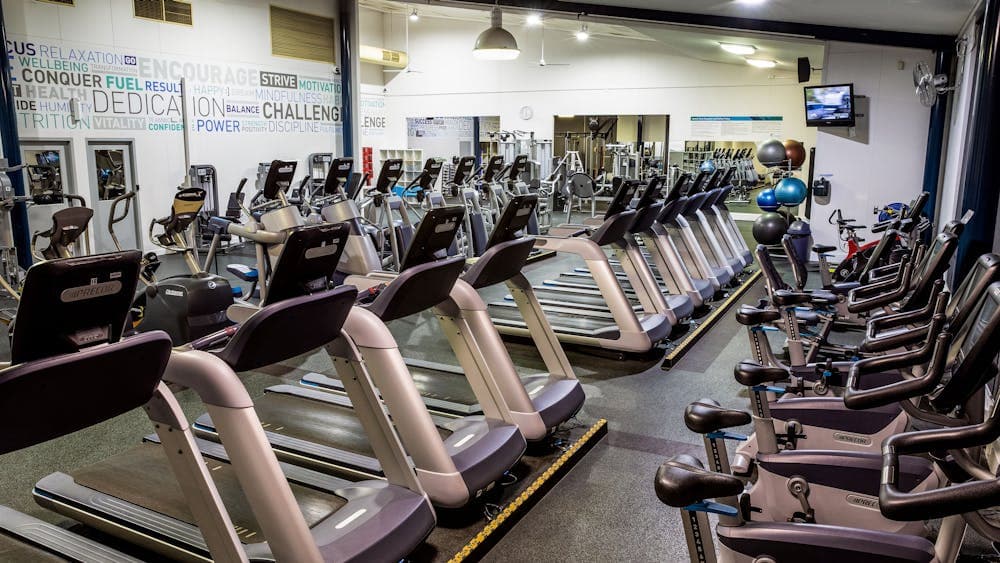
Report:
339,1,355,158
955,0,1000,281
473,116,482,166
0,2,32,268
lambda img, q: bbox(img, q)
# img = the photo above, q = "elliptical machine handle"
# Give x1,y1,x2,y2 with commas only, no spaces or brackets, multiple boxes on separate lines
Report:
63,193,88,208
881,415,1000,521
108,190,137,250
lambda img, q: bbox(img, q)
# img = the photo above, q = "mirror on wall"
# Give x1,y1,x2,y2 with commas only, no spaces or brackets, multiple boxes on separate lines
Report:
552,114,669,186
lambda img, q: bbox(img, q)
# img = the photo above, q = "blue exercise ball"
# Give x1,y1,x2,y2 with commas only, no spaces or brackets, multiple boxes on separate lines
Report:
774,177,808,206
756,189,779,212
752,212,788,245
699,159,716,173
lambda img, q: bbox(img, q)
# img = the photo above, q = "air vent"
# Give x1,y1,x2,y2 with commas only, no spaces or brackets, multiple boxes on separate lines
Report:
37,0,74,6
270,5,336,64
359,45,407,69
133,0,192,26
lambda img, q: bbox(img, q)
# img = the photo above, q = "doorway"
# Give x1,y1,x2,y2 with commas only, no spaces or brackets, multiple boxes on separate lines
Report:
87,141,140,254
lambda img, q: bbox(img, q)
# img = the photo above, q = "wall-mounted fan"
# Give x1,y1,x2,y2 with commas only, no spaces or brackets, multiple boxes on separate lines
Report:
912,61,953,107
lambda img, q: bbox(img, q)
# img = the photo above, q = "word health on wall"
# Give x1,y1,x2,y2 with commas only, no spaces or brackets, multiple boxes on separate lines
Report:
7,39,343,135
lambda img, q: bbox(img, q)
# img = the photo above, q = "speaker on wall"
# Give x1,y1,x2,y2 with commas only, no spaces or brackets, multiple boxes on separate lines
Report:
797,57,811,83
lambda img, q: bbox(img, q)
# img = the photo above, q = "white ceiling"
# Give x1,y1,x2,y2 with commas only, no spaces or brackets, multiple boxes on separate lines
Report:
363,0,826,70
570,0,977,36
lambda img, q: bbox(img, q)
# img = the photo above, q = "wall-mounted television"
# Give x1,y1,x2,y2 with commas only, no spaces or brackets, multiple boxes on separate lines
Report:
804,83,855,127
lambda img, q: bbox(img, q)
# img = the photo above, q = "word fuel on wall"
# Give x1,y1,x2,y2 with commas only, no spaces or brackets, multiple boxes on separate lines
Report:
6,39,343,135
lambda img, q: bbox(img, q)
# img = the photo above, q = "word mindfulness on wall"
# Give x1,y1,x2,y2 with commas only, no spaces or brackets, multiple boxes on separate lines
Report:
6,39,343,135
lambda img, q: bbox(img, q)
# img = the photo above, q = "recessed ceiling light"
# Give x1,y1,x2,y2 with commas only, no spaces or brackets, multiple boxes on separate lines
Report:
526,13,542,26
735,0,767,5
720,43,756,55
576,24,589,41
746,58,777,68
409,8,419,21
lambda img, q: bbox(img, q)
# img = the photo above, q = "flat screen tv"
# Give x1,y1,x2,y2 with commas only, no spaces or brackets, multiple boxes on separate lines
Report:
804,83,855,127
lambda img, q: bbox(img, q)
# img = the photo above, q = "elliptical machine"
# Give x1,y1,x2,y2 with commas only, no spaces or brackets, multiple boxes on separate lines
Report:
110,186,234,344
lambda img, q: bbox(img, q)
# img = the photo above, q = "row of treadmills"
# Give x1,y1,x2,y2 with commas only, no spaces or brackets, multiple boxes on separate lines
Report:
0,161,593,562
489,166,755,353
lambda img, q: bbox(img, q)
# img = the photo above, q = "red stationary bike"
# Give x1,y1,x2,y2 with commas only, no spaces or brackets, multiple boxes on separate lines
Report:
828,203,910,282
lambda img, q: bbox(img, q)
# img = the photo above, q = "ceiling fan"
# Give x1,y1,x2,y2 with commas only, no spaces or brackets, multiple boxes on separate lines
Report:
532,25,569,67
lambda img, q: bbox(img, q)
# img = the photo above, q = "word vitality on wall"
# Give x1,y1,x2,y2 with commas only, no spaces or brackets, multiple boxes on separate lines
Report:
5,39,343,136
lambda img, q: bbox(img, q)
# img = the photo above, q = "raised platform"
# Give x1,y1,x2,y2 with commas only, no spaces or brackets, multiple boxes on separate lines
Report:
413,418,608,562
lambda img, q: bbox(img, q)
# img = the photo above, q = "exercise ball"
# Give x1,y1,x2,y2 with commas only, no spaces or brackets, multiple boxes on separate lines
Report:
699,159,716,173
752,212,788,245
783,139,806,168
757,139,789,168
774,177,808,206
756,189,779,212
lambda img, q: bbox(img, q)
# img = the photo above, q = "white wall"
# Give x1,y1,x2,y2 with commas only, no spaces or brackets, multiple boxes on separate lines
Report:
3,0,342,253
360,14,819,167
810,42,934,253
939,16,980,234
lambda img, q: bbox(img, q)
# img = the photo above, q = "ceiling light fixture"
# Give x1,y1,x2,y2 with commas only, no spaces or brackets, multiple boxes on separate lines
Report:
734,0,767,5
576,24,589,41
473,6,520,60
720,42,756,55
409,8,419,21
526,13,542,26
746,58,777,68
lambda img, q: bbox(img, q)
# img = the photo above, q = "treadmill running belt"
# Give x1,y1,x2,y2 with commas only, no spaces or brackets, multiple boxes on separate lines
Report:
255,392,379,457
489,304,621,338
254,391,450,457
409,366,478,406
71,444,345,543
0,536,65,562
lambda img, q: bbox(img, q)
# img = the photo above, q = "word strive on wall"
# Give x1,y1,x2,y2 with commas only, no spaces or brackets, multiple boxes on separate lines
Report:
7,38,343,135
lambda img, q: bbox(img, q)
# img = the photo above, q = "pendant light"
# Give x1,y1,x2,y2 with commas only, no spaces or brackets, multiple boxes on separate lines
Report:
473,6,520,60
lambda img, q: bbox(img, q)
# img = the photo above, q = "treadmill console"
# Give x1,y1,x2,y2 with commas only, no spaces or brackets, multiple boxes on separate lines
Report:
605,179,641,218
399,206,466,270
485,194,538,249
636,176,666,209
11,251,142,364
264,222,351,305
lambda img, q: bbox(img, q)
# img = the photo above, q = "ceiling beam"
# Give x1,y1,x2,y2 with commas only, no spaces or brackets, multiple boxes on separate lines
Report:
444,0,955,50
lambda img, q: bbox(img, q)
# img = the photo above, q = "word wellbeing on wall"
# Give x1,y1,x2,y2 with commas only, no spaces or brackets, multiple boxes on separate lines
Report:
6,38,343,136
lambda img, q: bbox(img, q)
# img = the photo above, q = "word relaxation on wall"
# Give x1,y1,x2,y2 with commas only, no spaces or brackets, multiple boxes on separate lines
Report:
7,38,343,135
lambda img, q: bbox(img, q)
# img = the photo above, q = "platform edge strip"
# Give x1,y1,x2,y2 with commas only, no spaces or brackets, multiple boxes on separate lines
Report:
447,418,609,563
662,269,762,368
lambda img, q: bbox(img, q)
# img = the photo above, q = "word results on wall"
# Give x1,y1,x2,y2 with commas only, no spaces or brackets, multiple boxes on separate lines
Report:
7,39,343,135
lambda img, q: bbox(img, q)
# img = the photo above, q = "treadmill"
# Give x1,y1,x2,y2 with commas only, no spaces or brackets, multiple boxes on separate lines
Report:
546,176,697,323
490,178,671,353
305,194,586,442
36,232,437,561
658,172,732,290
679,170,742,277
197,205,527,508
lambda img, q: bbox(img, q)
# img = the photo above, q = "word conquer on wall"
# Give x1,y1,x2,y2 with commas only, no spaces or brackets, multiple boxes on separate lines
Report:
6,38,343,135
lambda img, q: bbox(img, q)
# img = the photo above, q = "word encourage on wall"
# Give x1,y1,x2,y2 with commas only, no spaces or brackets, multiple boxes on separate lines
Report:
6,38,343,135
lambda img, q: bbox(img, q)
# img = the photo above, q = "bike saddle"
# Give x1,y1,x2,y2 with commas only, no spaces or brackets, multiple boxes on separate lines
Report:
734,361,790,386
735,304,781,326
655,455,743,507
684,399,751,434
